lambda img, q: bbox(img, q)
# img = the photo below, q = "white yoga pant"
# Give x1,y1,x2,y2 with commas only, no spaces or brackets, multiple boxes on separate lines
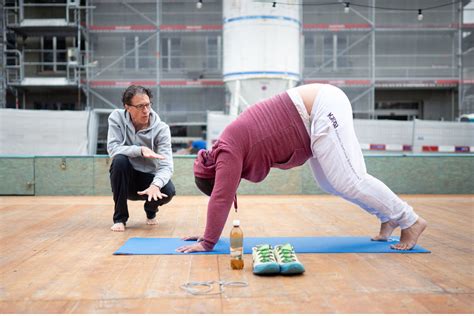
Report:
288,84,418,229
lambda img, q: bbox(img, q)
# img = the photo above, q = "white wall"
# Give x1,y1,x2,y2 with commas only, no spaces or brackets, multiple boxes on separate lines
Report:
354,119,413,146
1,109,472,156
0,109,90,155
355,119,474,152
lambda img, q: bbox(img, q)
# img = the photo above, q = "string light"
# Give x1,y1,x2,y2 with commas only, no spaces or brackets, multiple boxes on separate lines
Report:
417,9,423,21
196,0,202,9
344,2,350,14
266,0,463,21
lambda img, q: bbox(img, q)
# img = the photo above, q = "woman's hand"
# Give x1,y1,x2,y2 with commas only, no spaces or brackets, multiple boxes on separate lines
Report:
181,235,204,242
176,242,207,253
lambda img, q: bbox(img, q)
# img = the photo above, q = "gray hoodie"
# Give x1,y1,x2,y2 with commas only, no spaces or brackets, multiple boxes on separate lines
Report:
107,109,173,189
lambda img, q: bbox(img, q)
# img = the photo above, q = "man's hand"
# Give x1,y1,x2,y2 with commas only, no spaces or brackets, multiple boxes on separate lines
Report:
141,146,165,159
176,242,207,253
137,184,168,202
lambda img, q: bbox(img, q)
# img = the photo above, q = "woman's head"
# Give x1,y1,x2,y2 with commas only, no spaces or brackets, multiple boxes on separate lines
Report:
194,176,215,196
193,149,217,196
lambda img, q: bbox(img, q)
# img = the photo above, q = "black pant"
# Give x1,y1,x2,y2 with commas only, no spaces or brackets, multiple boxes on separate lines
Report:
109,154,176,224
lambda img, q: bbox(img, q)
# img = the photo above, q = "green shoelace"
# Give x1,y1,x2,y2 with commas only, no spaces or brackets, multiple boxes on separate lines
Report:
256,245,275,263
276,244,297,263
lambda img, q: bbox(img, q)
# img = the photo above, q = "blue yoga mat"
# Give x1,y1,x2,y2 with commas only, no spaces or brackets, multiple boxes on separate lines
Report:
114,237,430,255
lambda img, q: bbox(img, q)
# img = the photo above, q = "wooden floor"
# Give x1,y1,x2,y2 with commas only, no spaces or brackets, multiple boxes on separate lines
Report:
0,195,473,313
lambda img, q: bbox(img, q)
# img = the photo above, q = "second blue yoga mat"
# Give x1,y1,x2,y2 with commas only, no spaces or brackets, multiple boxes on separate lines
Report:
114,236,430,255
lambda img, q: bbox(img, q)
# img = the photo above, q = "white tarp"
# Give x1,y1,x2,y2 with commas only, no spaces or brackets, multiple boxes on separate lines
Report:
354,120,414,145
206,115,474,153
206,111,237,149
412,119,474,152
0,109,90,155
354,119,474,151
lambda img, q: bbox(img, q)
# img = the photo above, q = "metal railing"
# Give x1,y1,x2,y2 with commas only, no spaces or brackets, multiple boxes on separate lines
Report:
156,110,208,124
5,49,84,85
89,54,222,79
4,1,80,26
303,53,458,79
5,49,23,84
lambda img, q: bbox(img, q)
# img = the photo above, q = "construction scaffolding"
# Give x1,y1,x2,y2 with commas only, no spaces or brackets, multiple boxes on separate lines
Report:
3,0,89,111
461,1,474,115
2,0,473,154
303,0,466,119
0,0,5,108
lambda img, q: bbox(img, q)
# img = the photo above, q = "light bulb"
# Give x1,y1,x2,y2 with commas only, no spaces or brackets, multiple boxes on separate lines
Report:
196,0,202,9
417,9,423,21
344,3,350,14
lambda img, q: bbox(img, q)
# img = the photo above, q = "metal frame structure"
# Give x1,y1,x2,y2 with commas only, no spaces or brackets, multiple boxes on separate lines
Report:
0,0,5,108
302,0,470,119
2,0,90,110
460,1,474,115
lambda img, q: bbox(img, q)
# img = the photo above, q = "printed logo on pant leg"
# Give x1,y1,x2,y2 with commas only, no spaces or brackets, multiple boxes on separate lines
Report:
327,112,339,129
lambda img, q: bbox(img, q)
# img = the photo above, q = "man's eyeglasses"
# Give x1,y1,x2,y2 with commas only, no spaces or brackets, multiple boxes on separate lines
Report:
127,102,153,110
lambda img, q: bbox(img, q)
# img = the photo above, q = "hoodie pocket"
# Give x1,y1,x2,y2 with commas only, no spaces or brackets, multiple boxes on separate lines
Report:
272,148,307,170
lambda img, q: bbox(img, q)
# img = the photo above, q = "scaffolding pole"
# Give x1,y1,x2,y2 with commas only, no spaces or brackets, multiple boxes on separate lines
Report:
0,0,5,108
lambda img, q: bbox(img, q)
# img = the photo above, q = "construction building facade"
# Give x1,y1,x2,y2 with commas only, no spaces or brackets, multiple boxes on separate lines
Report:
2,0,473,153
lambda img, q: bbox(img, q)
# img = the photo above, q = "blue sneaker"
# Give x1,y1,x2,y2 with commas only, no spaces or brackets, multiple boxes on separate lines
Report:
252,244,280,275
274,243,305,275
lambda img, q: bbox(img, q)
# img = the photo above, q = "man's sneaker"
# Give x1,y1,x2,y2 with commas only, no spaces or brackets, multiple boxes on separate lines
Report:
274,243,305,275
252,244,280,275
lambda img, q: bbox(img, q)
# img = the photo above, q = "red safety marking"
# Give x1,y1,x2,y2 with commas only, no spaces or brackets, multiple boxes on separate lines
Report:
370,144,386,150
89,25,157,31
160,25,222,31
304,23,371,30
422,146,439,152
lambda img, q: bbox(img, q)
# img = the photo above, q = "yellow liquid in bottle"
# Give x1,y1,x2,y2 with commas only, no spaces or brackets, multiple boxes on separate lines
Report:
230,258,244,270
230,224,244,270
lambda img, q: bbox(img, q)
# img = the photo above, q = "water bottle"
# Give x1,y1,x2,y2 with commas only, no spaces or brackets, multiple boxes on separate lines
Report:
230,219,244,270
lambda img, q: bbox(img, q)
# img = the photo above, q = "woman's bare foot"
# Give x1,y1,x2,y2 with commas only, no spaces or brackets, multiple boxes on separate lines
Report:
146,218,158,225
371,220,399,241
391,217,427,250
111,222,125,232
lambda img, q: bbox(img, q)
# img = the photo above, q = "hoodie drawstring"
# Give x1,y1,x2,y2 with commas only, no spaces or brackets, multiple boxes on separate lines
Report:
151,128,154,152
121,111,128,146
233,194,238,212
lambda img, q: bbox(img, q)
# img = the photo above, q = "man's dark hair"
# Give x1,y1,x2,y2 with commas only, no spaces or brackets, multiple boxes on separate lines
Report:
195,176,215,196
122,85,153,106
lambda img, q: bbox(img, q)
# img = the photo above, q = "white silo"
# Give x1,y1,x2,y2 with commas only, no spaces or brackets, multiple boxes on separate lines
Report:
223,0,301,115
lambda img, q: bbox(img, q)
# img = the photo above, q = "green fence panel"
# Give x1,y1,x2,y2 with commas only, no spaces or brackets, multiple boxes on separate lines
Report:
366,156,474,194
0,158,35,195
0,155,472,195
172,156,200,195
94,156,112,195
171,157,305,195
35,157,94,195
238,167,303,195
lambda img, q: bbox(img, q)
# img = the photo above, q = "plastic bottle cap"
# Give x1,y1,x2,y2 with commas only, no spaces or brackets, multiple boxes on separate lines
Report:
233,220,240,226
